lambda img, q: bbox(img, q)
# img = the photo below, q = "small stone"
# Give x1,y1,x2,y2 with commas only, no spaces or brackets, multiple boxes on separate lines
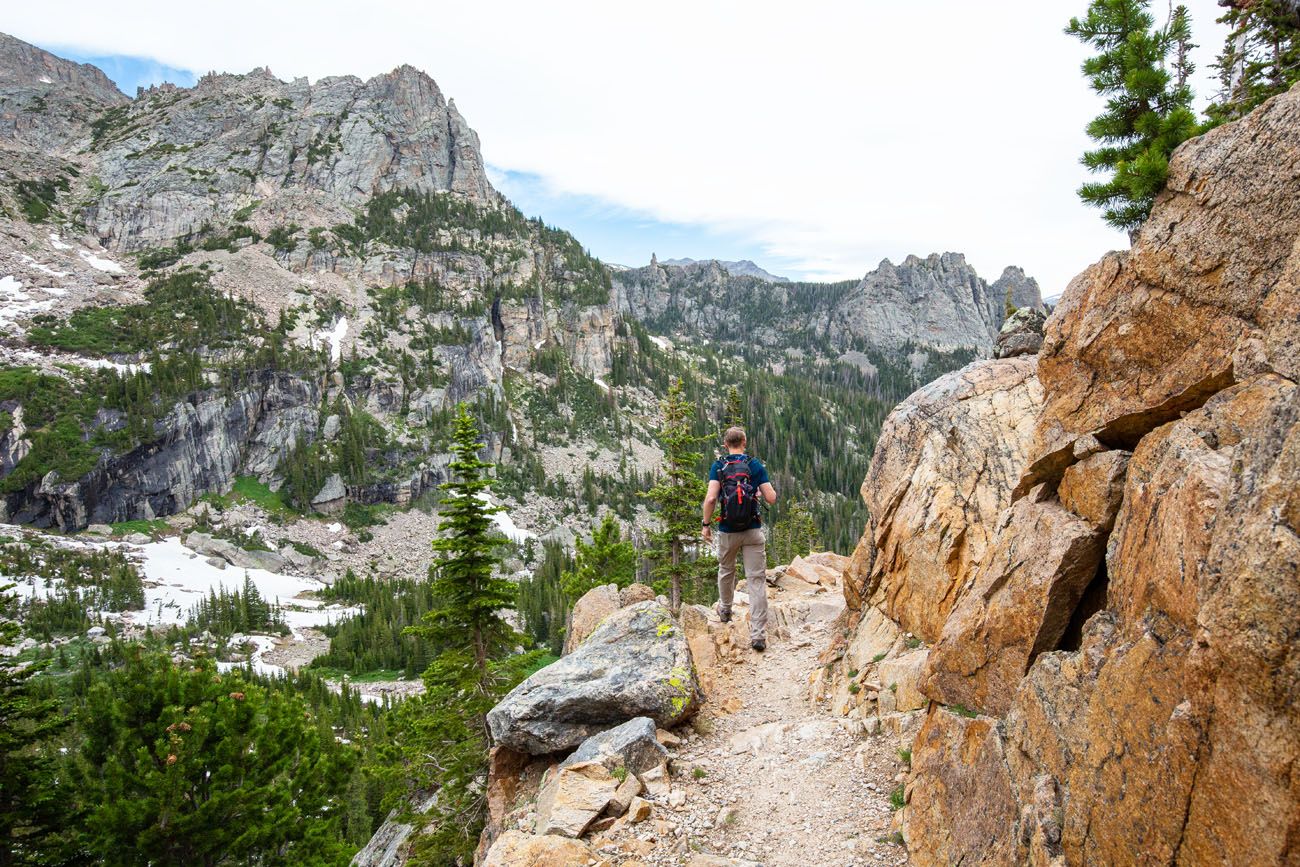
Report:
638,763,671,798
606,774,642,817
626,797,652,823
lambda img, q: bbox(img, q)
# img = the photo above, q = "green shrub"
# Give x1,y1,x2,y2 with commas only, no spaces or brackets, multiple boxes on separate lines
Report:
889,785,906,811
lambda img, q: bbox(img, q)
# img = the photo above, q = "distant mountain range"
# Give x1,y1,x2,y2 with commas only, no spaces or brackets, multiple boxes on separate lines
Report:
659,257,790,283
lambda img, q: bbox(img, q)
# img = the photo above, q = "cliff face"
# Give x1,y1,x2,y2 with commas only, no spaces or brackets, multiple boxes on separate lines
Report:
0,32,623,533
85,64,495,250
615,252,1042,356
0,33,127,152
829,84,1300,865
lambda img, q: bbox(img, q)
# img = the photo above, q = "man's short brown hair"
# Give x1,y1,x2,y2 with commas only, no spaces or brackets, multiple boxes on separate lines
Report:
723,426,746,448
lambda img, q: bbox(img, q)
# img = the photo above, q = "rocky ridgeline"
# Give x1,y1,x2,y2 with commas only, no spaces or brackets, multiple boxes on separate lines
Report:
821,84,1299,865
614,254,1043,356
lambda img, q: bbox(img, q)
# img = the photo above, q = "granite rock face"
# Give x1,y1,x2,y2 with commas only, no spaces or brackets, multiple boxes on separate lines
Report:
1019,83,1300,494
0,371,321,531
486,601,702,754
615,252,1042,357
85,65,494,250
843,356,1043,641
834,84,1300,865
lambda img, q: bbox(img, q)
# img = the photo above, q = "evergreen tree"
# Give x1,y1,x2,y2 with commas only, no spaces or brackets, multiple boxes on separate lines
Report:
401,404,534,864
723,385,745,430
1066,0,1200,231
1207,0,1300,124
770,499,820,566
646,378,706,613
0,586,70,866
515,541,573,656
560,514,638,600
73,650,354,866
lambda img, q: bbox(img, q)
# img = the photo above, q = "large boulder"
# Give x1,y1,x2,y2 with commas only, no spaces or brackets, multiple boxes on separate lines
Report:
846,356,1043,641
994,305,1046,359
184,531,287,573
487,601,702,754
1019,84,1300,494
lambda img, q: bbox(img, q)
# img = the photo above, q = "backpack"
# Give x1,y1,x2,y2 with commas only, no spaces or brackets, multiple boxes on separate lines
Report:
718,454,761,530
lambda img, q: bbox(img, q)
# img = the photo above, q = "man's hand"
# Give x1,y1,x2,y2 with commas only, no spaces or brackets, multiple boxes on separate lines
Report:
702,525,713,544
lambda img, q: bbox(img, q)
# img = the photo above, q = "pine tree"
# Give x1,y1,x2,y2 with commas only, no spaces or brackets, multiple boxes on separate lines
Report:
401,404,534,864
560,514,638,600
1207,0,1300,124
646,378,706,613
74,651,354,866
1066,0,1200,231
0,586,70,866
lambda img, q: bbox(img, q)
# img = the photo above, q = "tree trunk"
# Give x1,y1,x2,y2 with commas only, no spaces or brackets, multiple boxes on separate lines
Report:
670,539,681,615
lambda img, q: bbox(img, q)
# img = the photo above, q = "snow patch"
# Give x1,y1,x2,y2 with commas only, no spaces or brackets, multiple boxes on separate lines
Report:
593,377,610,393
477,493,536,543
38,76,52,84
1,530,361,678
314,317,348,363
48,234,71,251
78,249,124,274
648,335,672,351
0,276,55,332
18,255,69,278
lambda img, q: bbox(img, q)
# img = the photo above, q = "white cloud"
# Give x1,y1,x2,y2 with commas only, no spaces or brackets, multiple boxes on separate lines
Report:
10,0,1230,293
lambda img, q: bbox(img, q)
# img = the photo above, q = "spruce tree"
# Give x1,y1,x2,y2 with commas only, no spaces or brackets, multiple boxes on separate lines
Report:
1066,0,1200,231
646,378,706,613
560,514,638,600
1207,0,1300,124
401,404,533,864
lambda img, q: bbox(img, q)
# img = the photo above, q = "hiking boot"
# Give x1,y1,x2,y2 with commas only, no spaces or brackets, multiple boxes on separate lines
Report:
718,606,732,623
751,638,766,652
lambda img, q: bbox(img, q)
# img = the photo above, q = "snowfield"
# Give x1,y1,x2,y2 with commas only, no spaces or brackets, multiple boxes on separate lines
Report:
1,528,360,679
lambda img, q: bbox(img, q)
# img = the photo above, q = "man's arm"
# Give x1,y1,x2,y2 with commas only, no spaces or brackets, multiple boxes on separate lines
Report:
702,480,721,524
760,481,777,505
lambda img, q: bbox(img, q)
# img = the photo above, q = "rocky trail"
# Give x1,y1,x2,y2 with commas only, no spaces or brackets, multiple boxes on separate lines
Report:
473,554,916,867
638,603,909,867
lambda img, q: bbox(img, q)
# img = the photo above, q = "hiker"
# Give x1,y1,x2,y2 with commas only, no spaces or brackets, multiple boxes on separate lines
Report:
701,426,777,651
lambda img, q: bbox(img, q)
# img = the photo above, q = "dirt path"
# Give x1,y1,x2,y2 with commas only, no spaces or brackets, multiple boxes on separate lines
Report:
597,563,912,867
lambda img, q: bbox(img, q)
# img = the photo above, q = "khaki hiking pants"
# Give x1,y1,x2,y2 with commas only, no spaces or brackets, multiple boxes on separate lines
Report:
717,528,768,642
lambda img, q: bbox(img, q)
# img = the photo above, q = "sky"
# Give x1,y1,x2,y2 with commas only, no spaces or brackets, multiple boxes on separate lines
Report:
10,1,1230,296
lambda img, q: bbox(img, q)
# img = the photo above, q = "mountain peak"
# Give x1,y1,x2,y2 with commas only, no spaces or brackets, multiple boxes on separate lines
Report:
657,257,789,282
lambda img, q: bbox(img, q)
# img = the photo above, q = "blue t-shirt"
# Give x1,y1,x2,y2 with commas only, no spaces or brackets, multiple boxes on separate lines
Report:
709,454,770,532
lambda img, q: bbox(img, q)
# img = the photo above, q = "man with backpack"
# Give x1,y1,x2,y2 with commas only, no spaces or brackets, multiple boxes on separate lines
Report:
701,426,777,651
